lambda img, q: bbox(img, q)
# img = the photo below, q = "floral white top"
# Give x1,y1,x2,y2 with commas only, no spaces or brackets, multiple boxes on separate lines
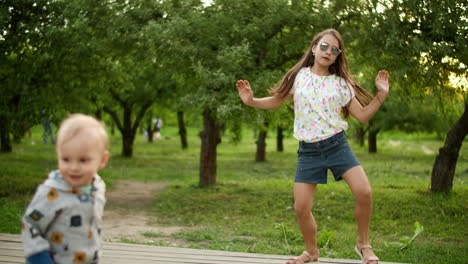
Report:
292,67,355,142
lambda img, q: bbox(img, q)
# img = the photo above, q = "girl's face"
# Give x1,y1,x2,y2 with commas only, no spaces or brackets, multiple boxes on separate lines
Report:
312,34,341,68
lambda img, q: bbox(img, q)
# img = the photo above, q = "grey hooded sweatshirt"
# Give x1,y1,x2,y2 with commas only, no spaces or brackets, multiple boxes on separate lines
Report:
21,170,106,264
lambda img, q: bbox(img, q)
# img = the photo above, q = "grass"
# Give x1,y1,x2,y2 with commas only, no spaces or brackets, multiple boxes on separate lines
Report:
0,125,466,264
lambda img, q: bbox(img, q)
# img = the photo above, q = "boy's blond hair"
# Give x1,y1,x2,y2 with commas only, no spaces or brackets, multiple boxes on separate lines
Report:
56,114,109,150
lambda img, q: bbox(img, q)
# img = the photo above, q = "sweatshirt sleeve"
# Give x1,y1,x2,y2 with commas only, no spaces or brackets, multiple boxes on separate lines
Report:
21,185,61,260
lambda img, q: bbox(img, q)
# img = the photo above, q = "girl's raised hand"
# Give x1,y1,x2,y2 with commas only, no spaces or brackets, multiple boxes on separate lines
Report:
236,80,253,106
375,70,390,95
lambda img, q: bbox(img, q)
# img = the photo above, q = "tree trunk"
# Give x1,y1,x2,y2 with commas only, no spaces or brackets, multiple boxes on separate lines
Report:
277,126,284,152
355,126,366,147
0,115,12,152
122,106,135,157
95,109,102,120
177,111,188,149
199,109,221,187
146,119,154,143
368,120,380,153
103,90,153,158
13,126,22,143
431,102,468,193
110,121,115,135
256,122,269,162
122,132,135,157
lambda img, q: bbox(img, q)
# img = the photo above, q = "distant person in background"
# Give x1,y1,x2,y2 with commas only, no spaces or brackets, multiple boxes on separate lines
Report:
152,117,163,140
236,28,389,264
22,114,109,264
41,110,55,144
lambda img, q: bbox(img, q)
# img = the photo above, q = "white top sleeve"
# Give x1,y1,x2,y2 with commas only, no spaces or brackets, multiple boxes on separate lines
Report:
340,79,355,107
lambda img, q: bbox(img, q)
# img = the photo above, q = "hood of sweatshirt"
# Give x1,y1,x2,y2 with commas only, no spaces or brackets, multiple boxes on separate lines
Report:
43,170,106,198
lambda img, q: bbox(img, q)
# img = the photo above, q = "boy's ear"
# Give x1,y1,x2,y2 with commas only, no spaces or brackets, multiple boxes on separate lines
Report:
99,150,110,169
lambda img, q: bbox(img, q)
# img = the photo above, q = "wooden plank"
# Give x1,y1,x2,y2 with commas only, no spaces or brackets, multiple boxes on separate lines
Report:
0,255,24,264
0,244,22,251
0,234,21,242
102,243,366,264
103,252,289,264
103,255,285,264
0,248,23,257
102,243,352,264
103,242,291,260
0,233,406,264
0,237,23,264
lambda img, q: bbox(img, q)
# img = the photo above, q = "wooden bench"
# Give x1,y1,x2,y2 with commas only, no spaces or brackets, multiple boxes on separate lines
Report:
0,233,406,264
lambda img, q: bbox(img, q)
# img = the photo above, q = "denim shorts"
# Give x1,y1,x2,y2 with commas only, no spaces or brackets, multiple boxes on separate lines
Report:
295,131,360,184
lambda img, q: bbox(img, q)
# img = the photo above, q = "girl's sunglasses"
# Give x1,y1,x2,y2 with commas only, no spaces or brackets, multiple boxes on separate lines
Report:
319,42,341,56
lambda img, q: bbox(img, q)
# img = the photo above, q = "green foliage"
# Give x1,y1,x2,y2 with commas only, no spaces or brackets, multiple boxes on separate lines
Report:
3,126,466,263
363,0,465,94
0,0,67,151
390,222,424,250
0,198,27,233
2,0,467,256
345,0,467,149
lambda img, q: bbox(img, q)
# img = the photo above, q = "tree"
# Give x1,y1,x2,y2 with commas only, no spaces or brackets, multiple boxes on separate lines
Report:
146,0,208,150
178,0,364,183
361,0,467,192
0,0,67,152
189,0,329,183
226,0,332,161
75,0,169,157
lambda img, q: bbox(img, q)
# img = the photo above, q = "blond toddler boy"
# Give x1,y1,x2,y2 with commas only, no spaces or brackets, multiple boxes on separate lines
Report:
22,114,109,264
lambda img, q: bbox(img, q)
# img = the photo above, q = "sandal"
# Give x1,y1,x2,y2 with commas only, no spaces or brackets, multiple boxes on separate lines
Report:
286,250,320,264
354,244,379,264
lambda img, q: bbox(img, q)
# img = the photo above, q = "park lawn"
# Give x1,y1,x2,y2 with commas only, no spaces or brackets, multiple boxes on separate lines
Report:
0,125,466,264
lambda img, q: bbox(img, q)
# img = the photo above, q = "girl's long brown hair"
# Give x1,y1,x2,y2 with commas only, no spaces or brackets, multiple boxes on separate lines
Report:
269,28,373,117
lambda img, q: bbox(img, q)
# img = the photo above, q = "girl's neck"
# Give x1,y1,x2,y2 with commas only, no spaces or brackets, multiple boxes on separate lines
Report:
310,65,331,76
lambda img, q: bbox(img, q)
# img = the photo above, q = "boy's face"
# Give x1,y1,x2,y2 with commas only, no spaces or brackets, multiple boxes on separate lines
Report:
57,130,109,188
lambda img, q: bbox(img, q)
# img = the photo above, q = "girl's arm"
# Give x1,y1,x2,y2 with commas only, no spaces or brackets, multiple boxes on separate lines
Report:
347,70,390,123
236,80,287,109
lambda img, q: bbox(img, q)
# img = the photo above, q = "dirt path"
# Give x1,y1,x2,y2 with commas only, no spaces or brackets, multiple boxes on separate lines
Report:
102,180,189,246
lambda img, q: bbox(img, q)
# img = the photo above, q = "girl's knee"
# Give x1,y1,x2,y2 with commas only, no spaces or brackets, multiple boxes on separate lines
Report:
294,202,313,218
355,187,372,202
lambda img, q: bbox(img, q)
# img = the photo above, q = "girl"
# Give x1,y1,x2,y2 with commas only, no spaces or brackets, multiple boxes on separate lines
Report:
236,28,388,264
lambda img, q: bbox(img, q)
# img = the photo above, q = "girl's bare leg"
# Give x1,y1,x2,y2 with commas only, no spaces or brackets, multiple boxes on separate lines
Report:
342,166,378,264
288,183,320,263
